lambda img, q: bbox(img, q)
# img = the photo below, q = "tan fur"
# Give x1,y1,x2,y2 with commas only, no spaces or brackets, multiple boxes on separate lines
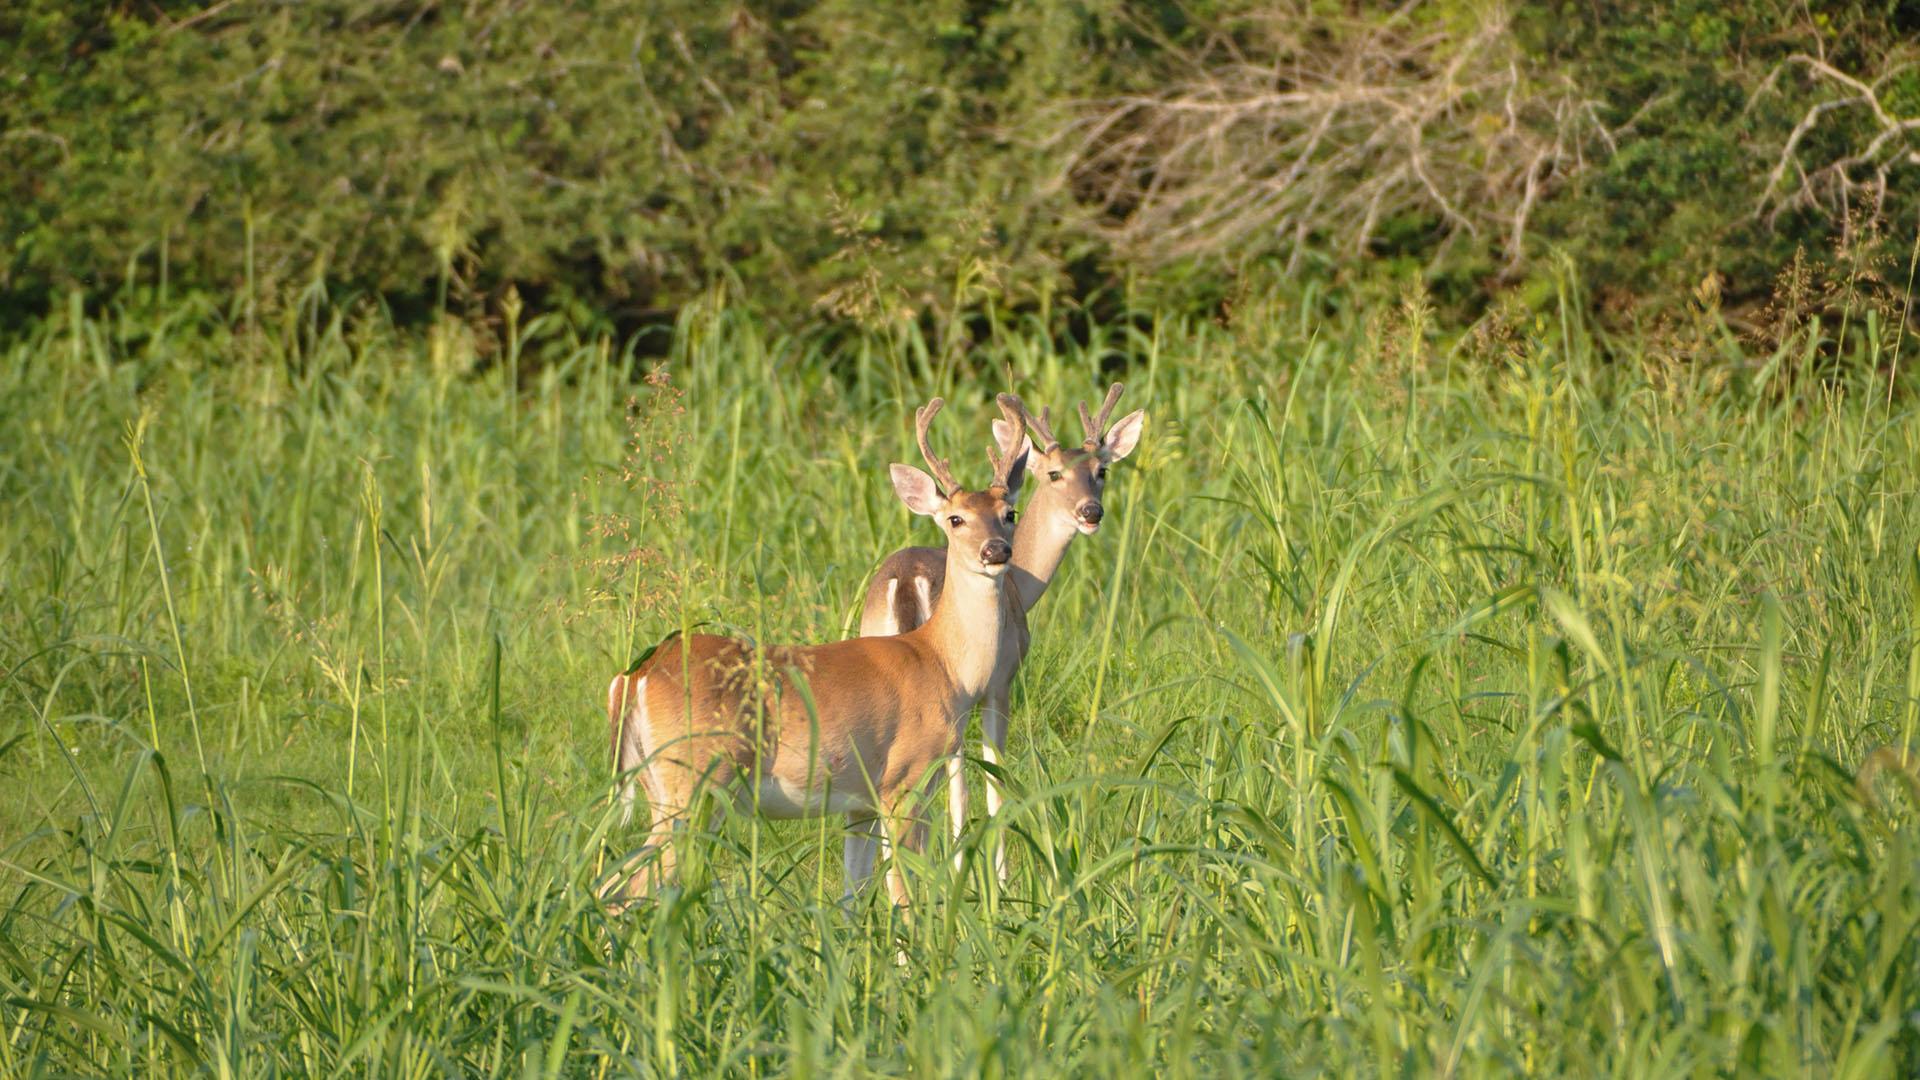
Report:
860,547,944,637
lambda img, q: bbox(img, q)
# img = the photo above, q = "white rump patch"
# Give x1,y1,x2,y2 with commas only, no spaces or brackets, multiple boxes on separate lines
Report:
619,676,649,826
913,575,932,624
883,577,900,635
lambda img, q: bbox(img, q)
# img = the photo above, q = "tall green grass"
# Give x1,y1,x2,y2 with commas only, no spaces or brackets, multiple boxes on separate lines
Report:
2,290,1919,1075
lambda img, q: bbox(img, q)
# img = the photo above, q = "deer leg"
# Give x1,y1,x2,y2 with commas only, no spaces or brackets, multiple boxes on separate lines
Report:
944,745,967,868
879,817,906,909
880,789,933,910
602,769,681,911
979,680,1013,884
945,713,971,871
603,673,668,908
632,811,680,901
842,812,882,904
603,727,737,912
872,804,930,970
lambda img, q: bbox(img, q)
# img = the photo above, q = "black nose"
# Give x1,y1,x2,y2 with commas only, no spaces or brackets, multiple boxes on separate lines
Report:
981,538,1012,565
1078,502,1104,525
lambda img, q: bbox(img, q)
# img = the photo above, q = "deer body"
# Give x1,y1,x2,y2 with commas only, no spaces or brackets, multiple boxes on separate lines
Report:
604,397,1028,909
859,386,1145,882
613,565,1007,821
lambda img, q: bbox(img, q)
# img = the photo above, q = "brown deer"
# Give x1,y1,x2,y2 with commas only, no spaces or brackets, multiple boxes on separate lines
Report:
603,396,1029,909
859,384,1145,881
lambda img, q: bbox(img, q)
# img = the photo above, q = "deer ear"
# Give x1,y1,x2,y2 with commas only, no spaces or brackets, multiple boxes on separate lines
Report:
1003,442,1029,501
1101,410,1146,462
992,418,1032,499
890,464,945,516
991,422,1034,457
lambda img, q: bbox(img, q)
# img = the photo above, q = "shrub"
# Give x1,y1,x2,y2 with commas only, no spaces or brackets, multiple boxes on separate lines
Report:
2,1,1916,340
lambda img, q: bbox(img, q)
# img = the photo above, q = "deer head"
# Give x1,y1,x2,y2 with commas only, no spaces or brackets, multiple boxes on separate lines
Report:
890,396,1029,574
1000,383,1145,535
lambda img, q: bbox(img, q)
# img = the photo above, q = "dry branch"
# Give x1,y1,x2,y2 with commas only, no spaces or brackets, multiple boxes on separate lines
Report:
1753,54,1920,226
1051,4,1608,276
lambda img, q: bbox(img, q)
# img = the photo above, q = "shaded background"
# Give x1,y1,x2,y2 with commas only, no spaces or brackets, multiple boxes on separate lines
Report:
7,0,1920,349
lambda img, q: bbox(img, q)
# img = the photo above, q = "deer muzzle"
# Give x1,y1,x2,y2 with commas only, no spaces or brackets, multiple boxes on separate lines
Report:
980,538,1012,567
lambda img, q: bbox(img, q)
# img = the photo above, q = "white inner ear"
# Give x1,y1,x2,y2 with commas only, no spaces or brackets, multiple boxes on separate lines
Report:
890,463,945,516
1102,410,1146,461
991,418,1015,450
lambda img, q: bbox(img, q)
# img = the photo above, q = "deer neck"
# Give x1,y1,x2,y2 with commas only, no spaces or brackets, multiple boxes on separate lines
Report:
923,556,1008,698
1009,488,1080,613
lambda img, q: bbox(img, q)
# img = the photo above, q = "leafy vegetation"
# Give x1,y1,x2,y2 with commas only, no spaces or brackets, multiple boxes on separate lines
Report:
4,282,1920,1072
6,0,1920,1071
6,1,1918,335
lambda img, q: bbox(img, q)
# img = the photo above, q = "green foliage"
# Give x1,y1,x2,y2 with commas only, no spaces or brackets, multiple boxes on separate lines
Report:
5,1,1917,336
4,293,1920,1071
1524,0,1920,315
0,0,1118,331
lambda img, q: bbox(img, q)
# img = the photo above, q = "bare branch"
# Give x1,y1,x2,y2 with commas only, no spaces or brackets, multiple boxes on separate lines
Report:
1755,54,1920,225
1049,3,1608,274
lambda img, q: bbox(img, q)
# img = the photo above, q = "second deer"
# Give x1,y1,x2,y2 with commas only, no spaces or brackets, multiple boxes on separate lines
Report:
859,383,1145,882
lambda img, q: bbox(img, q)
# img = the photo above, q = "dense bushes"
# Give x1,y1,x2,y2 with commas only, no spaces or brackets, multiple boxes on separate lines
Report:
1525,0,1920,322
3,1,1917,337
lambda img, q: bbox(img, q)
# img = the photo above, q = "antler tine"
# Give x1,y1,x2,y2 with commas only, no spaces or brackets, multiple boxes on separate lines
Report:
1003,394,1059,453
1078,382,1125,447
988,393,1029,490
914,397,961,496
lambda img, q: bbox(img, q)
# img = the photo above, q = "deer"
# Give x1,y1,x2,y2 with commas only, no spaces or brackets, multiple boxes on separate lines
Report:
858,383,1145,882
601,395,1030,910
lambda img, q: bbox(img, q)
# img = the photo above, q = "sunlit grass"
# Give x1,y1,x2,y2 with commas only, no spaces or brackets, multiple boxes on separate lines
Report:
2,290,1918,1074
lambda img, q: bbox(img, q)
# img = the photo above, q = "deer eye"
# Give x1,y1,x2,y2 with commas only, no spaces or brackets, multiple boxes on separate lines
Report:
946,515,964,528
1097,466,1109,480
1005,510,1017,524
1047,470,1063,482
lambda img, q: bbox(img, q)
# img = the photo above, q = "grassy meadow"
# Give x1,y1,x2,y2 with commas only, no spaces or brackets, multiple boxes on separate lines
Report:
4,287,1920,1075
